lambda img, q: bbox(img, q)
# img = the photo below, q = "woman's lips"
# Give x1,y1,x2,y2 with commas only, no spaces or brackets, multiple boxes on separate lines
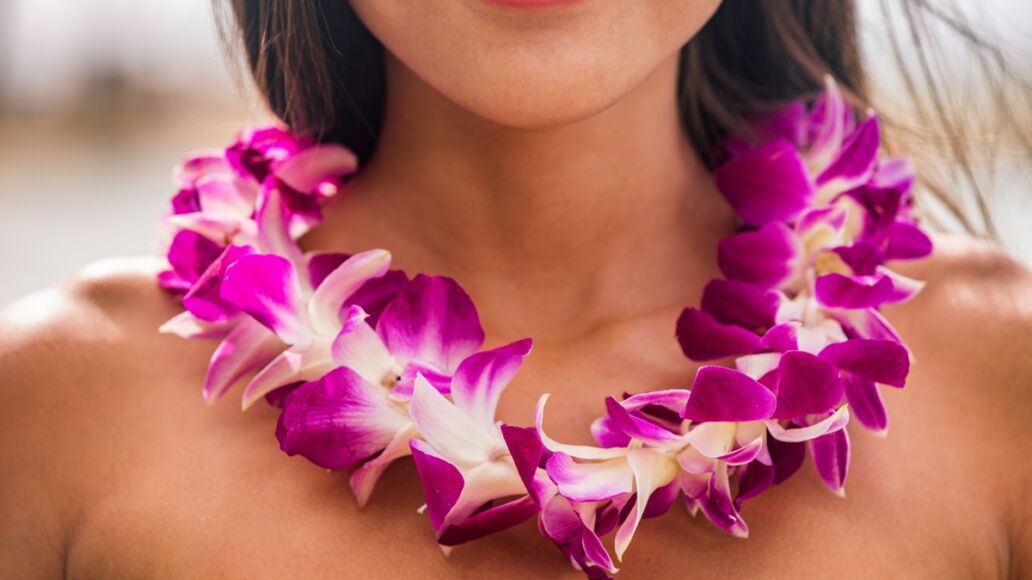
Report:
482,0,582,9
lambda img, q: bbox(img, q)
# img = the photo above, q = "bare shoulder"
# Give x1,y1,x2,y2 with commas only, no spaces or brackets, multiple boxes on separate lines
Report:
889,233,1032,575
0,256,207,576
894,233,1032,385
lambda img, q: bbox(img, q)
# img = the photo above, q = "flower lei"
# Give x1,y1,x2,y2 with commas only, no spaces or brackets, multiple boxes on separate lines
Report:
157,80,932,577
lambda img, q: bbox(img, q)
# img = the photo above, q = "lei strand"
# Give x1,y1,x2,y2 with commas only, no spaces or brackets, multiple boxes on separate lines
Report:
157,78,932,578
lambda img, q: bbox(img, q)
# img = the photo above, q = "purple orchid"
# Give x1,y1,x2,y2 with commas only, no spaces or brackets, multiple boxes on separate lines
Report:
407,340,539,544
537,362,854,553
716,77,880,226
158,125,358,323
273,273,497,505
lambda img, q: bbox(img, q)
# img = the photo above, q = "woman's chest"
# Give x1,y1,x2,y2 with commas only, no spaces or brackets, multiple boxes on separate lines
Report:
68,334,1005,579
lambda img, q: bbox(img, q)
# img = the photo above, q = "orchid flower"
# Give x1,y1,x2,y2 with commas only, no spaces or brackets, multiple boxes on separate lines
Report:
407,340,540,545
158,125,358,332
538,362,855,554
715,77,880,226
273,274,491,504
501,425,620,578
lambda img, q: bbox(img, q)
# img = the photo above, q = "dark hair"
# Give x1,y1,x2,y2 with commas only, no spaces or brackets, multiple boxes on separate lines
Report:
218,0,1030,237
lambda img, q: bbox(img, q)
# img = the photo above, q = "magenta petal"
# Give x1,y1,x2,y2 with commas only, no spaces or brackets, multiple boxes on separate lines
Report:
277,367,409,470
735,462,774,508
273,143,357,193
816,114,880,193
591,416,633,449
810,428,850,495
715,140,816,226
203,317,284,402
604,397,680,445
700,279,780,329
682,366,776,422
676,308,764,362
814,273,896,309
886,221,933,260
220,253,309,344
761,322,799,352
500,425,545,500
376,274,485,373
842,374,888,432
437,496,539,546
539,494,617,576
819,339,909,387
772,351,845,419
183,244,254,322
450,339,533,433
871,156,915,193
307,252,410,327
833,242,886,276
256,185,304,267
166,229,224,287
717,222,800,289
769,437,806,485
697,467,749,538
642,481,680,519
410,439,464,531
546,453,633,502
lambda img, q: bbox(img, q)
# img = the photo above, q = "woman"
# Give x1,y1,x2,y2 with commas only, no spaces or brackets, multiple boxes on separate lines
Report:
2,1,1030,577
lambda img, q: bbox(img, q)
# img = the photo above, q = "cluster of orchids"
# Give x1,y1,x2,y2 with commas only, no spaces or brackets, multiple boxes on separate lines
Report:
158,79,931,578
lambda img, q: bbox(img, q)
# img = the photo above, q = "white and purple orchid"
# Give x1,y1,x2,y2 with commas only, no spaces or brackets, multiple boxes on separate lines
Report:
156,78,933,579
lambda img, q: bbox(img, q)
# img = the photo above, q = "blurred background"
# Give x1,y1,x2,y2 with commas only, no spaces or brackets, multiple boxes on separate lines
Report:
1,0,1030,303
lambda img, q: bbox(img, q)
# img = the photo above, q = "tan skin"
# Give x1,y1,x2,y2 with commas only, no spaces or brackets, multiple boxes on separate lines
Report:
2,1,1031,577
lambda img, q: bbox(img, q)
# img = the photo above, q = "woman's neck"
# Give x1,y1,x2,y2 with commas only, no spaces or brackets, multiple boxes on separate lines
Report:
313,51,734,342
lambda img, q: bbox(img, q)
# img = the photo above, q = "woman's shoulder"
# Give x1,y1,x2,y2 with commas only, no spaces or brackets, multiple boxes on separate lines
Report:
0,256,211,576
897,233,1032,368
890,233,1032,571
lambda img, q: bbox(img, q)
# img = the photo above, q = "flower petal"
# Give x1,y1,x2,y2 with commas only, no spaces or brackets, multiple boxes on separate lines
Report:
886,221,933,260
816,114,879,199
221,253,310,346
771,351,845,419
241,346,334,410
450,339,532,433
376,274,485,373
819,339,910,387
165,229,223,287
410,375,495,467
810,427,850,496
717,222,801,289
437,495,539,546
676,308,764,362
330,306,397,387
203,317,284,403
614,449,680,560
182,244,253,323
546,453,633,503
697,462,749,538
255,185,304,268
842,374,888,434
350,423,420,507
715,140,816,226
274,143,358,193
766,405,850,443
277,366,409,470
682,366,776,423
700,279,780,329
308,249,392,336
409,439,464,531
604,397,681,445
158,311,233,340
